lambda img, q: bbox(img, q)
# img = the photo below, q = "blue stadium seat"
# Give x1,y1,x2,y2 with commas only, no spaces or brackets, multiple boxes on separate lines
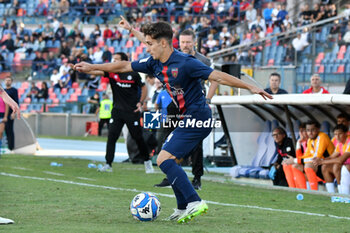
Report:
321,121,331,137
46,40,53,48
255,52,262,65
0,4,5,17
53,40,61,48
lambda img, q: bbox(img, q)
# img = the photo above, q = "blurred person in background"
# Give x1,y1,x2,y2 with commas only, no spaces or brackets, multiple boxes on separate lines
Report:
4,76,18,151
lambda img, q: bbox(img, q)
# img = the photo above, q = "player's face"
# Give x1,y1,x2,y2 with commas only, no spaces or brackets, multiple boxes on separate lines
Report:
113,54,122,62
269,75,280,89
299,127,308,141
306,124,319,140
145,35,163,60
4,77,12,87
272,129,285,145
179,35,195,55
334,129,347,143
311,76,321,88
337,117,349,128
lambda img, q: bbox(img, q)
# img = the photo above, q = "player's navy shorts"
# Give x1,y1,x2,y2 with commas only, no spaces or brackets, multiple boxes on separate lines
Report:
162,104,212,159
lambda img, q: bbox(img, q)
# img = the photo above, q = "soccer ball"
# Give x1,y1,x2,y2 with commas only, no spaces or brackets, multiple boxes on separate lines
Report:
130,192,161,221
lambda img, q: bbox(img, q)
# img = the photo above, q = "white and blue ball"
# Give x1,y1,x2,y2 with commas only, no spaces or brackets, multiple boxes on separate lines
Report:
130,192,161,221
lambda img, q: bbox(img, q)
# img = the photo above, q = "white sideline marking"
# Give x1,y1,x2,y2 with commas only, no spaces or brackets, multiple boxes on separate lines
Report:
12,167,33,171
43,171,65,176
1,172,350,221
76,177,96,181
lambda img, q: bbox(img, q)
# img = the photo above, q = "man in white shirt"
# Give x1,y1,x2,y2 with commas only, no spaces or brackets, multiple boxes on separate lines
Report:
292,34,309,51
92,46,103,63
249,15,266,33
245,4,257,25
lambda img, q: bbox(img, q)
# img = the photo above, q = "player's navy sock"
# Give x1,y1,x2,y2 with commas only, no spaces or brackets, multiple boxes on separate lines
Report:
159,159,201,205
171,184,187,210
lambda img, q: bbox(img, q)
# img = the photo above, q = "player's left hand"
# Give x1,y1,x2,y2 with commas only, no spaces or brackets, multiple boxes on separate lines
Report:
249,86,273,100
134,102,142,112
73,62,93,74
312,157,322,166
282,155,295,165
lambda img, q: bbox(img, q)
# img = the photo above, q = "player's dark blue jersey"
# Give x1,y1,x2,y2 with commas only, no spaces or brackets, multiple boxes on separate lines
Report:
131,49,214,114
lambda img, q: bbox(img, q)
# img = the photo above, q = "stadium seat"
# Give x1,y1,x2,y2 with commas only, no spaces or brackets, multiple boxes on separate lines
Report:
66,94,78,102
75,88,82,95
77,95,88,103
315,52,324,64
97,83,108,91
97,40,105,48
266,27,273,34
339,45,347,54
52,98,59,105
267,59,274,66
20,104,27,111
337,52,344,60
108,47,115,54
317,65,324,73
71,82,79,89
125,40,133,48
321,121,331,137
61,88,68,95
24,97,31,104
336,65,344,73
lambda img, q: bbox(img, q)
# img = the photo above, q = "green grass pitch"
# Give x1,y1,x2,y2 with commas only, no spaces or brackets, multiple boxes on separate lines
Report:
0,154,349,232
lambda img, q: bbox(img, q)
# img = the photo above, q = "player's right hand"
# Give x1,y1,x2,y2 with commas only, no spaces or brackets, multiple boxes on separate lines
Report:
119,16,132,31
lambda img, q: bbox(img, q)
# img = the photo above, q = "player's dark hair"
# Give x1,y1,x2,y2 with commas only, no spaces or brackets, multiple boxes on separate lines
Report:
333,124,348,133
299,122,306,129
115,52,129,61
142,21,173,45
180,29,196,39
273,126,286,136
270,72,281,80
337,113,350,121
306,120,320,128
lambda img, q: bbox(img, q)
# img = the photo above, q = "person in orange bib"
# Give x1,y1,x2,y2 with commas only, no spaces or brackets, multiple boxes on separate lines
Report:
313,124,350,193
331,113,350,147
285,121,334,190
283,123,308,189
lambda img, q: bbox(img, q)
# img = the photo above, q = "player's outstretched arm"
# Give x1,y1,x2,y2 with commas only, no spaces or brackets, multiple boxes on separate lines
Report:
206,80,219,100
74,61,133,74
316,152,350,166
119,16,146,45
0,87,20,119
208,70,273,100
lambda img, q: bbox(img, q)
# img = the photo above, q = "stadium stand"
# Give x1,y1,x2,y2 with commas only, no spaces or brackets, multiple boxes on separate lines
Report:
0,0,347,114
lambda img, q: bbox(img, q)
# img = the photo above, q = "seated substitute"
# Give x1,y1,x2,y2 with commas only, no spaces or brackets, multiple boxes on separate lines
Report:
313,124,350,193
271,127,295,187
284,121,334,190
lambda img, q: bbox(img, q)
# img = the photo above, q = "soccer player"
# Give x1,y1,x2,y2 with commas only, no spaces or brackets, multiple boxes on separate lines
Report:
119,16,217,189
0,78,20,225
331,113,350,147
314,124,350,193
73,21,272,223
